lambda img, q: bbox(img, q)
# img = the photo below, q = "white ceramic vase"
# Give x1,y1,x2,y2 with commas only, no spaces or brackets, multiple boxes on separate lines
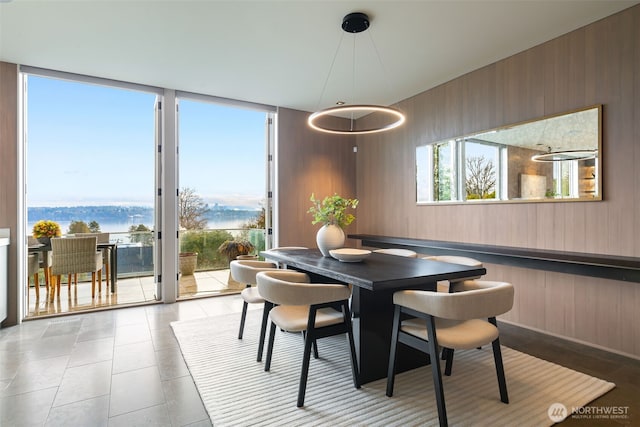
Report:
316,224,345,257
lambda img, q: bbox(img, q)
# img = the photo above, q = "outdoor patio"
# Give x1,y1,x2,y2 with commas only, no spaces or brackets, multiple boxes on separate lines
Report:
25,269,238,319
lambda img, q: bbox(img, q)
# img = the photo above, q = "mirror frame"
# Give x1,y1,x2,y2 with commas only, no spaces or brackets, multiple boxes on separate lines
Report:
416,105,602,205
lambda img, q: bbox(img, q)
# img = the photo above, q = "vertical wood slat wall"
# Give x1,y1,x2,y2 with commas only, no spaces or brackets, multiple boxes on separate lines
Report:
276,108,357,249
351,5,640,358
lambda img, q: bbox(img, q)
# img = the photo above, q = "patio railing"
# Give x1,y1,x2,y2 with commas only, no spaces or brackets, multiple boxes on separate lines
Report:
109,227,266,278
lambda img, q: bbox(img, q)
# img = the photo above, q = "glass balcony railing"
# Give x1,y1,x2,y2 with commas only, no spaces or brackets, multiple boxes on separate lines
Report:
108,227,267,279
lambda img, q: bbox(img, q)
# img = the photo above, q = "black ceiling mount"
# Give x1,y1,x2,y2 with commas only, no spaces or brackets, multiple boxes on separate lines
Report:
342,12,370,33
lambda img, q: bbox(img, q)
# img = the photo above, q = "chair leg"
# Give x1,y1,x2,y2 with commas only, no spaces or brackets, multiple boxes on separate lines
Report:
426,315,447,427
264,321,277,371
105,261,110,288
257,301,273,362
492,337,509,404
386,305,402,397
91,272,96,298
302,331,319,359
489,318,509,404
343,301,360,389
33,273,40,299
444,348,455,376
238,300,249,339
297,308,318,407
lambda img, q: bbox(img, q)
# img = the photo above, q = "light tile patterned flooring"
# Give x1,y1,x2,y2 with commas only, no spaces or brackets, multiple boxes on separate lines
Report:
1,292,252,426
26,270,241,319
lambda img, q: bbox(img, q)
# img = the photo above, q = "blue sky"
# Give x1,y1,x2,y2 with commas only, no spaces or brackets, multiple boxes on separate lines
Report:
26,75,267,208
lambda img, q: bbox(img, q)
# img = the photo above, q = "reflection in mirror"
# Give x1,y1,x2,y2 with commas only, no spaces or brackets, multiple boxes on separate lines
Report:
416,105,601,204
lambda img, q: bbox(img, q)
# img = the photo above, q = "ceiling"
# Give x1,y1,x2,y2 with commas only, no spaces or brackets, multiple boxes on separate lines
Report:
0,1,637,113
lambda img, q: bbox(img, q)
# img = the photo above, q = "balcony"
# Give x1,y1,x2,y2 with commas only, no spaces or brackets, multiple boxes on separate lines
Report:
25,227,266,319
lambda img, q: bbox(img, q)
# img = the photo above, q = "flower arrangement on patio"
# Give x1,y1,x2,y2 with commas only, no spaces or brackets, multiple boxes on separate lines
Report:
308,193,358,256
218,239,255,262
32,220,61,244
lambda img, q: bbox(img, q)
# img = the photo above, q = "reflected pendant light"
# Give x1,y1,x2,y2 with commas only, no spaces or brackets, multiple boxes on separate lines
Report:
308,12,406,135
531,148,598,162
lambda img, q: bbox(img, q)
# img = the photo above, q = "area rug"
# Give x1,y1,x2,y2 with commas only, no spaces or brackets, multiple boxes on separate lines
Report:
171,310,615,427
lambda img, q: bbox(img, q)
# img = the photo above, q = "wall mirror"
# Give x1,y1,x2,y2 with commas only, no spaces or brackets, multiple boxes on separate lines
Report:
416,105,601,204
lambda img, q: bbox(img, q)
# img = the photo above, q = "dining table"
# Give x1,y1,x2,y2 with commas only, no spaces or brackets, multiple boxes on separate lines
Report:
28,241,118,293
260,247,487,384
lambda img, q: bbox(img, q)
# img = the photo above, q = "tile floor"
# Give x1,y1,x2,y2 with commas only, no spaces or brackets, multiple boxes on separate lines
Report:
2,294,639,426
26,270,239,319
1,294,251,426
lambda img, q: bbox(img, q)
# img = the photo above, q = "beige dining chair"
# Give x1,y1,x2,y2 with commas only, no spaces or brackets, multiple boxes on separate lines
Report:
386,280,514,427
422,255,483,292
256,270,360,407
50,236,103,299
373,248,418,258
229,259,278,352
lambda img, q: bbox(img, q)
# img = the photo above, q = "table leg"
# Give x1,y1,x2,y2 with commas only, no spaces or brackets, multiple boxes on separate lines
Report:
110,245,117,293
353,283,436,384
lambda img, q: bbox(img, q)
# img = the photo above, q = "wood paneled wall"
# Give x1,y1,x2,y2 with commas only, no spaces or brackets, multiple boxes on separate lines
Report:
276,108,357,248
0,62,19,326
352,5,640,357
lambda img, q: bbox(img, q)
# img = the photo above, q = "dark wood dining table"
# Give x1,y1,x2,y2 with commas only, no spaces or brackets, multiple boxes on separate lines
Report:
261,248,487,384
28,241,118,293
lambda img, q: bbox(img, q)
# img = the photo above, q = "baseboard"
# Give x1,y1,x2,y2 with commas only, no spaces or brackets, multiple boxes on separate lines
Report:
498,318,640,362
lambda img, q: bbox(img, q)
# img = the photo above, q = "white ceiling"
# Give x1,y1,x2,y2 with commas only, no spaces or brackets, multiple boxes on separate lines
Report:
0,1,637,113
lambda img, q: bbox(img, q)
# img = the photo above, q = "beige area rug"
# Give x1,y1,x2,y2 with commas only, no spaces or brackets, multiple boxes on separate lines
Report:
171,310,615,427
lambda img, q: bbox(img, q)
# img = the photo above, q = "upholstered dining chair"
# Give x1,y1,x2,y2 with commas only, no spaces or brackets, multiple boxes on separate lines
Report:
256,270,360,407
229,259,278,348
386,280,514,427
50,236,103,300
27,253,41,304
422,255,483,292
373,248,418,258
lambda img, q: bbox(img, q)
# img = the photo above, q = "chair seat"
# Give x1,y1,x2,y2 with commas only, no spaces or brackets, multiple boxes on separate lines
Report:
270,306,344,332
401,317,499,349
241,286,265,304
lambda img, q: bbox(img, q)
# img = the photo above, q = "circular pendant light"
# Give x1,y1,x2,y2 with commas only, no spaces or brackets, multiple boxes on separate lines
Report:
308,12,406,135
531,149,597,162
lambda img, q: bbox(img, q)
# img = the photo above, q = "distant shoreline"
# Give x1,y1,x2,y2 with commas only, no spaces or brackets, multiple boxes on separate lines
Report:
28,205,261,233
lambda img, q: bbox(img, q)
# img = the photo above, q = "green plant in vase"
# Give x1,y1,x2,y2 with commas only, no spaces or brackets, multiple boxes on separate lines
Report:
308,193,358,256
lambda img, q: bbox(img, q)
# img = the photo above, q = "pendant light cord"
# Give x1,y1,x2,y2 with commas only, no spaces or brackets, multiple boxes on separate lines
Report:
314,31,346,112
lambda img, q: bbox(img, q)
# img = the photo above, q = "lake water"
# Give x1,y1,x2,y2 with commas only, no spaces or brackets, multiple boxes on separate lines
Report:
28,218,248,235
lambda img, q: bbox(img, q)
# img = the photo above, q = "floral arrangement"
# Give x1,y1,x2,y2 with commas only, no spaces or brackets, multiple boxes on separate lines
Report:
218,239,255,261
308,193,358,229
32,220,62,239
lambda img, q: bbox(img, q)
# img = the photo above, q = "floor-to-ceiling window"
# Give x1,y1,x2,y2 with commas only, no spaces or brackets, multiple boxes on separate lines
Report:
175,93,274,299
23,68,160,317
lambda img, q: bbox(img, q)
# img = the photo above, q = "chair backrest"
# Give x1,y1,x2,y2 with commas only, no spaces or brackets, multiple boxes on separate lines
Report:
50,236,99,275
229,259,278,285
373,248,418,258
74,232,110,243
422,255,482,267
27,253,40,276
257,270,352,306
394,280,514,320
